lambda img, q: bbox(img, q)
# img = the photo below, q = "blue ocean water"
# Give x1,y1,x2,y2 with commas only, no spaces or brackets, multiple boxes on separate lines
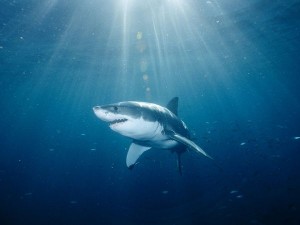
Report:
0,0,300,224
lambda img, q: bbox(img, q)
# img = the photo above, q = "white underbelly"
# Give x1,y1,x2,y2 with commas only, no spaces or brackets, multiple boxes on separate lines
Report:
145,132,179,149
131,123,179,149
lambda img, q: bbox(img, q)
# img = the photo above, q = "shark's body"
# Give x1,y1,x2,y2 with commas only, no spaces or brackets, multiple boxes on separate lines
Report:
93,97,212,173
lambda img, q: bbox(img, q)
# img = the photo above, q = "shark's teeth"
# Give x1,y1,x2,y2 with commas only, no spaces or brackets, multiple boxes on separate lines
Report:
109,118,128,125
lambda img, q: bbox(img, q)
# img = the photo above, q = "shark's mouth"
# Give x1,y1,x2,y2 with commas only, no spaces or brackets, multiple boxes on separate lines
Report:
109,118,128,126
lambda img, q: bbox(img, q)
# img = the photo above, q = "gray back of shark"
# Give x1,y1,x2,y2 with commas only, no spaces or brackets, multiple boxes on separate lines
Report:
93,97,212,174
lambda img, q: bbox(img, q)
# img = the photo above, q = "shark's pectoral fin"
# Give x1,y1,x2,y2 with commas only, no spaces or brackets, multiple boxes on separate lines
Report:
126,143,151,168
165,130,213,160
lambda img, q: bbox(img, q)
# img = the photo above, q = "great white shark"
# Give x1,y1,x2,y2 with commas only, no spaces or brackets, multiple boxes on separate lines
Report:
93,97,212,174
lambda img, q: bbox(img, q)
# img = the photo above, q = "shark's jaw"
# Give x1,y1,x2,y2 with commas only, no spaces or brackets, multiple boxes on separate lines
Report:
108,118,128,126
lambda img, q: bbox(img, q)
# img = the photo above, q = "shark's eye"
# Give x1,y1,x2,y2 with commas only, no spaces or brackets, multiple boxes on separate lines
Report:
113,106,118,111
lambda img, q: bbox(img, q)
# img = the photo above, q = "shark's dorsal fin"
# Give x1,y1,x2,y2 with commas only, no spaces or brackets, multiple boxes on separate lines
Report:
126,142,151,169
166,97,179,116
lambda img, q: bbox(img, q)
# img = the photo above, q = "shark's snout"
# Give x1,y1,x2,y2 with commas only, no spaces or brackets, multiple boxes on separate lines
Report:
93,106,106,120
93,106,101,112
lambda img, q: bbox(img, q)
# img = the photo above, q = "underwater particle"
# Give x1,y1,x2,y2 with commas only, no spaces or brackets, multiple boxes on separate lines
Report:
0,46,3,49
81,133,86,136
20,192,33,200
142,74,149,81
49,148,54,152
230,190,244,199
90,148,96,151
240,142,246,146
136,31,143,40
20,36,24,40
293,136,300,140
70,200,78,204
162,190,168,194
145,88,151,100
140,59,148,72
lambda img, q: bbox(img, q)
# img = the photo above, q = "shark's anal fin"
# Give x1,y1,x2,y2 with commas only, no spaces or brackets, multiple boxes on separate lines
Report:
165,130,213,160
126,142,151,169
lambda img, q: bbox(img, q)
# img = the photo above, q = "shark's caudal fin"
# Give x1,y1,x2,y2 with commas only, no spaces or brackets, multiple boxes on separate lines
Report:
126,142,151,169
166,97,179,116
165,130,213,160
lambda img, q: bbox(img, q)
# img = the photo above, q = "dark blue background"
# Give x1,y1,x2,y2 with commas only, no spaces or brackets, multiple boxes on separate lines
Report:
0,0,300,224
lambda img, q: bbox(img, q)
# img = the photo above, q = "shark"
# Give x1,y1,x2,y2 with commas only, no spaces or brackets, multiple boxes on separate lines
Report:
93,97,212,174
